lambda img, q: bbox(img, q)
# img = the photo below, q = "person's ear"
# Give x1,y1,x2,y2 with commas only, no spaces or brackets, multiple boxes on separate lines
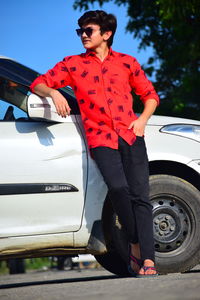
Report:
103,31,112,42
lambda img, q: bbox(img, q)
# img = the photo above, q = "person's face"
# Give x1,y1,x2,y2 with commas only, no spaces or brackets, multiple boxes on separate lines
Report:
77,24,112,50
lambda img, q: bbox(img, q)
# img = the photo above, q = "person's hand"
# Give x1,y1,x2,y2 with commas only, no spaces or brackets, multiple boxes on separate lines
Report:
128,116,147,136
50,89,71,118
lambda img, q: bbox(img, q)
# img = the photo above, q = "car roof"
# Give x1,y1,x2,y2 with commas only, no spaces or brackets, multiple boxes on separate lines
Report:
0,55,12,59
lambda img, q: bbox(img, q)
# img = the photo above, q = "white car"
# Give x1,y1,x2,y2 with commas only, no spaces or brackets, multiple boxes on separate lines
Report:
0,56,200,275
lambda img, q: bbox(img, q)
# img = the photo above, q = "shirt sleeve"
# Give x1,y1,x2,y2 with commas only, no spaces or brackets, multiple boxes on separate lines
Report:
129,58,159,105
30,58,73,92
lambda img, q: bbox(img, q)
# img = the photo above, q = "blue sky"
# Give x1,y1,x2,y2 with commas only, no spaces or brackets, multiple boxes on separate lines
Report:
1,0,153,74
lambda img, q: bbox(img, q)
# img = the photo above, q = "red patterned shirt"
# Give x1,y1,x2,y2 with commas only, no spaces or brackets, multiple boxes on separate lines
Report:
30,49,159,149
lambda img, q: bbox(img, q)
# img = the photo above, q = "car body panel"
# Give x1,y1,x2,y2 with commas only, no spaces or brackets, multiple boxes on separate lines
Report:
0,119,88,237
187,160,200,174
147,115,200,126
0,232,74,258
145,125,200,165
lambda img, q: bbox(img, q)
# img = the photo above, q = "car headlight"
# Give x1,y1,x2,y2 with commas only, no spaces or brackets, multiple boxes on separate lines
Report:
160,124,200,142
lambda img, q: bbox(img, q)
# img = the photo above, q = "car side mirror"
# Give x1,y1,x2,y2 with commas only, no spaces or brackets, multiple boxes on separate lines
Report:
27,93,73,122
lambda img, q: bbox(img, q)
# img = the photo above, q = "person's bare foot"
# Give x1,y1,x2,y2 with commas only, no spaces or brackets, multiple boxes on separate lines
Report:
138,259,157,276
129,244,157,276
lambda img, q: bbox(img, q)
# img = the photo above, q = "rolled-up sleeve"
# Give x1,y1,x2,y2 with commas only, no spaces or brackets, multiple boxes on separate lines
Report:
30,59,73,92
129,58,159,105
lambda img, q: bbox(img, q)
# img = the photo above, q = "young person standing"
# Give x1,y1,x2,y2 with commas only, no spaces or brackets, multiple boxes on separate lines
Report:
30,10,159,277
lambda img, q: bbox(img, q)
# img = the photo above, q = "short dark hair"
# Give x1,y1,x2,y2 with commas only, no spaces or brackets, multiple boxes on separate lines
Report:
78,10,117,47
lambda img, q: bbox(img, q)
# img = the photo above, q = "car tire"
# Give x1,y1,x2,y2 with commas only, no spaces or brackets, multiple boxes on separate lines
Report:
109,175,200,274
150,175,200,273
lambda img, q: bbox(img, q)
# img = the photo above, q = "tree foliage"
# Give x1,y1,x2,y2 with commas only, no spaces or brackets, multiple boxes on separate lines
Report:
73,0,200,119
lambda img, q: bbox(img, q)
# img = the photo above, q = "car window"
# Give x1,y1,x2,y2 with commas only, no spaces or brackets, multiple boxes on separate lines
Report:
0,100,28,121
0,77,29,121
0,58,80,118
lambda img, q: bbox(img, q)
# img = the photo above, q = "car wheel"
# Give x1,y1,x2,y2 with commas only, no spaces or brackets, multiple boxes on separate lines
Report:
150,175,200,273
94,251,129,277
110,175,200,274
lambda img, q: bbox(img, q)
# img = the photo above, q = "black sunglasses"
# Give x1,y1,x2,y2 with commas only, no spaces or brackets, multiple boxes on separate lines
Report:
76,27,94,38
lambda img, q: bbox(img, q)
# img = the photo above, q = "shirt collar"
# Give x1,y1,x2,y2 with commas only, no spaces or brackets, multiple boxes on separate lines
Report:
84,47,116,58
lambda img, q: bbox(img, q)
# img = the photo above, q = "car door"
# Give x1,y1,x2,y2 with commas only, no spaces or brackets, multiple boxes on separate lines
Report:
0,78,87,238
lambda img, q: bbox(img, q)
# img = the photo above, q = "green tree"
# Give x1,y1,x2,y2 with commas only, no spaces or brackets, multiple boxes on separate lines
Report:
73,0,200,120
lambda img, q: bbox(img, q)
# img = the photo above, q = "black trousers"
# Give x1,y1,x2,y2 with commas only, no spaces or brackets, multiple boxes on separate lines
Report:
91,136,155,261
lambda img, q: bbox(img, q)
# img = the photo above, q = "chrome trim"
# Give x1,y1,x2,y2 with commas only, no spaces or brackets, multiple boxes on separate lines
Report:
30,103,51,108
0,183,78,195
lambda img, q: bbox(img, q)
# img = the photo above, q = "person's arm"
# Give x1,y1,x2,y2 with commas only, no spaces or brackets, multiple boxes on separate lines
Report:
128,98,157,136
128,57,159,136
33,83,71,118
30,59,72,117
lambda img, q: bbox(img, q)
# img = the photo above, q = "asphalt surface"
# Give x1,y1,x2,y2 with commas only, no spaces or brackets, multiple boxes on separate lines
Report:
0,265,200,300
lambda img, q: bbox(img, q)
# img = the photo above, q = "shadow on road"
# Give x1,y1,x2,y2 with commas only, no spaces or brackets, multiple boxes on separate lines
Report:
0,274,118,290
184,269,200,274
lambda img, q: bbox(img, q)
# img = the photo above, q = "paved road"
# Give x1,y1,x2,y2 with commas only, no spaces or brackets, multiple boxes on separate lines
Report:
0,266,200,300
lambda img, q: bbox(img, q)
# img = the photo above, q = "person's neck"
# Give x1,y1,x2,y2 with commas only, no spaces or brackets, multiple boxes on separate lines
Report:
93,44,110,62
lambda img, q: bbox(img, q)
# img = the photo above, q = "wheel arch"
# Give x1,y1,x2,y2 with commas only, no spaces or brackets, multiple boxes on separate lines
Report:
149,160,200,191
